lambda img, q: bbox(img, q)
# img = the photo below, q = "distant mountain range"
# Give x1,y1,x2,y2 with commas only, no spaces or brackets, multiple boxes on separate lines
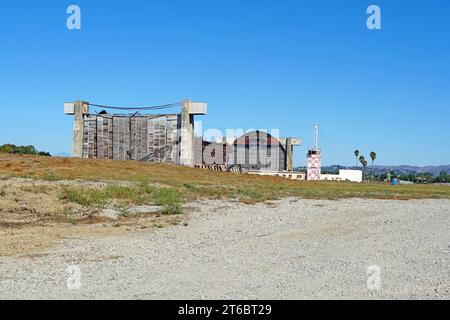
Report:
295,165,450,176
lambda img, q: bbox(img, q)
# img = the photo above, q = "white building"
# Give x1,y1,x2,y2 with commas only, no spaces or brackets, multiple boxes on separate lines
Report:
320,169,363,183
248,171,306,180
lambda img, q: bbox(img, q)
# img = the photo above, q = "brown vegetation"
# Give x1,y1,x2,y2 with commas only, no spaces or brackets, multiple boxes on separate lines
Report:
0,153,449,256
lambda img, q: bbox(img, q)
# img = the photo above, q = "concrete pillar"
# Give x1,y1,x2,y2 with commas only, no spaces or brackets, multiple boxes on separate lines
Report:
180,99,194,166
72,101,89,158
286,138,293,172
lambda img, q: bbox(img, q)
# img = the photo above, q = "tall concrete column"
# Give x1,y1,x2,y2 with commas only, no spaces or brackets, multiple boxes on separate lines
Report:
286,138,293,172
72,101,89,158
180,99,195,166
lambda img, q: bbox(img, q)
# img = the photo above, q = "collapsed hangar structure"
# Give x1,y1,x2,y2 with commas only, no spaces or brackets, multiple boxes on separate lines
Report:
64,100,301,172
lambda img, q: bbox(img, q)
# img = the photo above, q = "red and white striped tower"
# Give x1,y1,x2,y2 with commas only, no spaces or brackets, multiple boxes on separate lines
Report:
307,125,321,181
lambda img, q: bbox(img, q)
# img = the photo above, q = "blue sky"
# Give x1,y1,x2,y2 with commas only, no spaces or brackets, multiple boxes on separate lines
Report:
0,0,449,166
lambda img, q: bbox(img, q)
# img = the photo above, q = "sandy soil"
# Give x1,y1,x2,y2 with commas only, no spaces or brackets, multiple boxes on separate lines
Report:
0,178,184,256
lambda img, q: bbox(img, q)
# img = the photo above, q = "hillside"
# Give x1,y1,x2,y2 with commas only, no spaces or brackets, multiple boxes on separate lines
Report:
1,153,449,201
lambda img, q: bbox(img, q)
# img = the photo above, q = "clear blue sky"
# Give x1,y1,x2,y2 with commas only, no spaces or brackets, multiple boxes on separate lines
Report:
0,0,449,166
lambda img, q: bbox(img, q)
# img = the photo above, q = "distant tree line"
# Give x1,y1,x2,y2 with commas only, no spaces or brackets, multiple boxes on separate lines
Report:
378,170,450,184
0,144,51,157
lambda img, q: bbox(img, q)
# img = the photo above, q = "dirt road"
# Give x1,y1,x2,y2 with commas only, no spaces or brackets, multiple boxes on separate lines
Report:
0,198,449,299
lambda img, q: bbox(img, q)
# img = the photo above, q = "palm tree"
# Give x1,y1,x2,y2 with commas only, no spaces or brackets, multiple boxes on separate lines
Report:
370,151,377,178
354,150,360,168
363,160,368,180
359,156,367,180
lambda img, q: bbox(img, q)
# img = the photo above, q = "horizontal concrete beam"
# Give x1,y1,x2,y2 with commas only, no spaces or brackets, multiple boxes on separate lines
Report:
278,138,301,146
64,101,89,115
188,102,208,115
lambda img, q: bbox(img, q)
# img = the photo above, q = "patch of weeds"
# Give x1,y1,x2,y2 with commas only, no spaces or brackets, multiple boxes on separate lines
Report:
153,188,183,215
183,183,197,190
41,171,61,181
136,176,153,194
234,187,264,201
105,184,149,205
17,173,32,179
195,186,228,199
59,187,110,207
59,180,185,214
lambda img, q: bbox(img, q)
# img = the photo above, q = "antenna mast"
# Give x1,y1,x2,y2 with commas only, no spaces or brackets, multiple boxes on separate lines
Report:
314,124,319,151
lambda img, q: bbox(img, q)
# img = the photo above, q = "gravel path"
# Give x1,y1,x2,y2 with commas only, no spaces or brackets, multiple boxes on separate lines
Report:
0,198,449,299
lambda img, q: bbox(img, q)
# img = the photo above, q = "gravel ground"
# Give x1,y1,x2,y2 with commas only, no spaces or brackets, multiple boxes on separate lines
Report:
0,198,449,300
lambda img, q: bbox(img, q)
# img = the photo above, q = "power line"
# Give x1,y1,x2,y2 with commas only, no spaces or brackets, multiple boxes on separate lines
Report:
319,126,347,166
281,124,316,131
88,101,182,111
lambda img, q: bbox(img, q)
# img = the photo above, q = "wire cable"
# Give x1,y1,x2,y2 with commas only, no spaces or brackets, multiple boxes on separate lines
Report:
280,124,316,132
88,101,182,111
319,126,348,166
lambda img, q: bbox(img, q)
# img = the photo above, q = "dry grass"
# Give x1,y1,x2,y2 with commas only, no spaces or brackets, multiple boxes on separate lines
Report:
0,153,449,202
0,153,449,256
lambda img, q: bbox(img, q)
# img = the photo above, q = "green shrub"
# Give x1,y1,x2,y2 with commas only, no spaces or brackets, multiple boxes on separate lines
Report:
153,188,183,215
0,144,51,156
